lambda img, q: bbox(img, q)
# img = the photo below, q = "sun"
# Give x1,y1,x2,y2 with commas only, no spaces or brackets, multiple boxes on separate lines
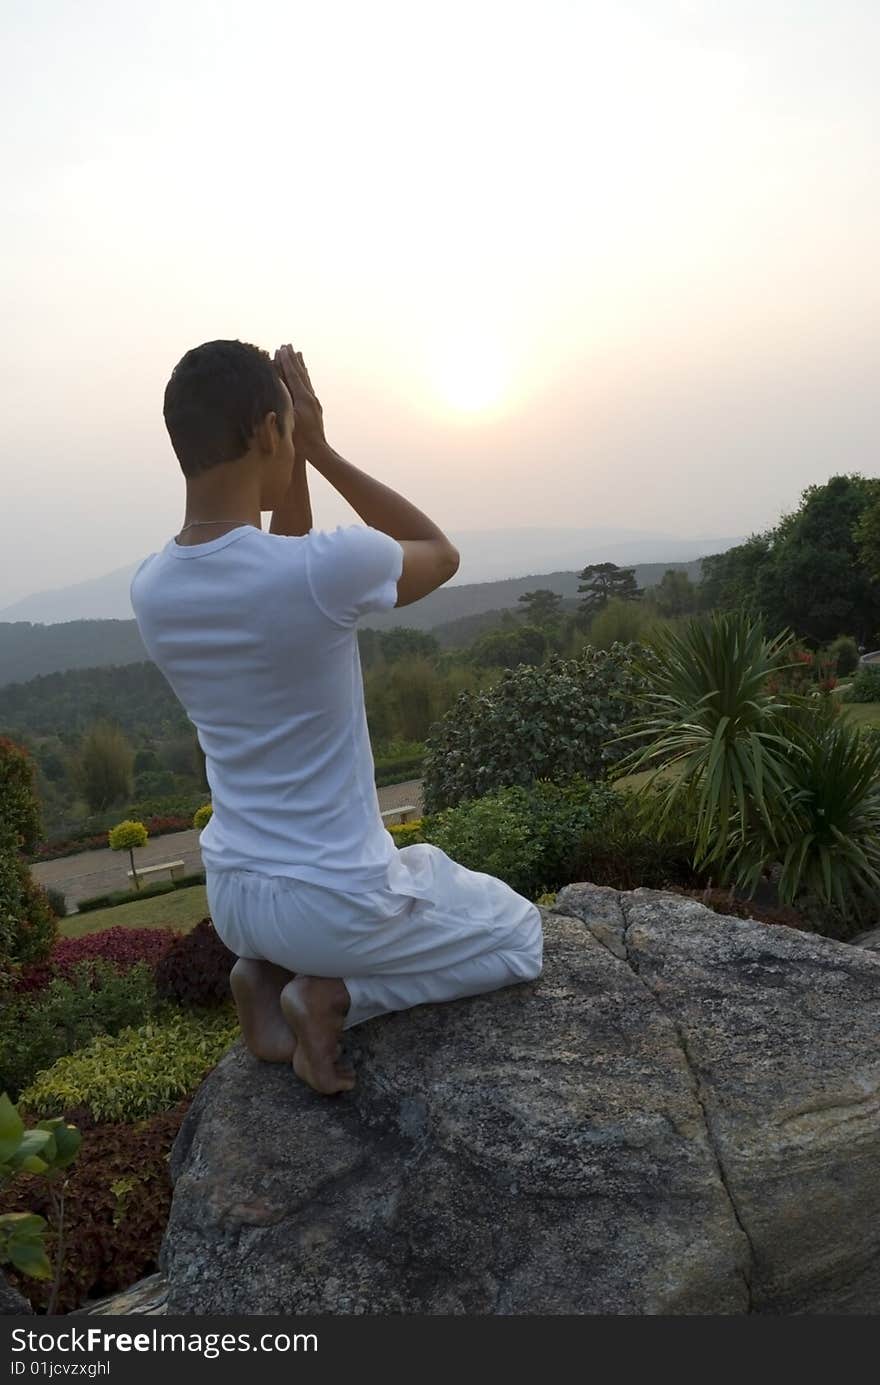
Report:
427,334,510,416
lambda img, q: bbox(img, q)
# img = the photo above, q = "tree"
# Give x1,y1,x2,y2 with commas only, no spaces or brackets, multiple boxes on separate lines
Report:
854,491,880,588
576,563,642,624
756,475,880,645
108,819,149,890
653,569,698,618
467,625,548,670
697,534,772,614
72,721,133,814
516,589,563,628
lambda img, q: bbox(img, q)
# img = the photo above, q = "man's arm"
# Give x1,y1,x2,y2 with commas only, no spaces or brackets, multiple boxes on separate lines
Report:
269,454,313,537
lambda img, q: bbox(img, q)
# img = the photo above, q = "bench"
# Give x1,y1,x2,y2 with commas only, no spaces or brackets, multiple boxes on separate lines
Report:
127,860,186,884
381,805,418,825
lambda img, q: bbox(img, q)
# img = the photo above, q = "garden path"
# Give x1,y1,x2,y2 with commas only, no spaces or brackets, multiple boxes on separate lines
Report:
30,779,424,914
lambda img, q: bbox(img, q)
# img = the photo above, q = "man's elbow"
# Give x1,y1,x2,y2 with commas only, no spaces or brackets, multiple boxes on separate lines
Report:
442,543,460,579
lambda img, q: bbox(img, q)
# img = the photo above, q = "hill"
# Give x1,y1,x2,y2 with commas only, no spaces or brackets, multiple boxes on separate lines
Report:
0,558,706,688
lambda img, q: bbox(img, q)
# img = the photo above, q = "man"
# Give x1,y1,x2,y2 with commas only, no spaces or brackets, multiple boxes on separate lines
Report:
130,339,543,1096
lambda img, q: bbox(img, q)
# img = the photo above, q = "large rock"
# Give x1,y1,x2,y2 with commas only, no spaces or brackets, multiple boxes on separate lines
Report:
0,1271,32,1316
159,886,880,1315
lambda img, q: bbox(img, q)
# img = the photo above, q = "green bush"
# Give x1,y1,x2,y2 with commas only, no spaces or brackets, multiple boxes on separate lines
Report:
828,636,860,677
19,1008,240,1124
0,1093,81,1291
77,871,205,913
422,643,649,812
0,962,157,1102
844,665,880,703
42,887,68,920
0,856,58,968
388,820,425,849
421,776,619,897
0,1102,187,1314
572,790,705,892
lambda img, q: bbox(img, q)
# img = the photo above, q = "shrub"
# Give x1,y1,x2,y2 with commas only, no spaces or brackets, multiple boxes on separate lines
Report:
0,857,58,969
154,919,236,1007
193,803,212,831
0,962,157,1102
0,1093,81,1297
828,636,860,678
729,715,880,925
13,928,180,995
18,1008,240,1125
844,665,880,703
572,790,706,892
421,776,619,898
388,820,425,849
610,610,803,874
0,1102,189,1314
76,883,174,913
42,888,68,921
422,642,649,812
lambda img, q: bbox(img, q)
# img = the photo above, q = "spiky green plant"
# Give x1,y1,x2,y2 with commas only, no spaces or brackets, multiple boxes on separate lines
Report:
607,610,805,875
730,714,880,913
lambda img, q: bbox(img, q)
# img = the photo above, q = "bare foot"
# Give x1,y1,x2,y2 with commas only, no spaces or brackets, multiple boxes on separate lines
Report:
280,976,355,1095
230,958,297,1063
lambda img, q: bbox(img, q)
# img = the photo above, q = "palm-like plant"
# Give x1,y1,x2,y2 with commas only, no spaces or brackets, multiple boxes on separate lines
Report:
730,714,880,913
607,610,805,877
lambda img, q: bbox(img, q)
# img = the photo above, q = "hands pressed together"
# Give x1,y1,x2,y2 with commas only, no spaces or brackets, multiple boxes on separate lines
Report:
274,344,326,459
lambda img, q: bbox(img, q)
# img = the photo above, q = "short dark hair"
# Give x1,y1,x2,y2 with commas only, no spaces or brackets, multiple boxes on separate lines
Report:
163,339,290,478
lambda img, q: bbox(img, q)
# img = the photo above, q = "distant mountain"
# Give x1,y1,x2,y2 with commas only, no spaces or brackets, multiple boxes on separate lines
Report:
0,527,743,625
0,555,714,688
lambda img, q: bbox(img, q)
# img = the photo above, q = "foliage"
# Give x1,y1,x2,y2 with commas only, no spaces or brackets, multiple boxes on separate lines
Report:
653,569,699,618
728,712,880,923
72,720,135,815
0,854,58,970
701,476,880,646
697,534,772,616
0,962,157,1102
828,635,860,678
466,624,549,670
572,789,706,892
421,776,620,897
576,563,643,622
42,887,68,920
0,1092,81,1286
844,665,880,703
388,819,425,848
193,802,212,830
587,598,656,650
422,642,649,812
18,1007,240,1125
154,919,236,1007
13,927,180,994
516,589,564,627
609,610,803,874
0,1102,188,1314
107,819,148,852
0,736,44,856
853,488,880,586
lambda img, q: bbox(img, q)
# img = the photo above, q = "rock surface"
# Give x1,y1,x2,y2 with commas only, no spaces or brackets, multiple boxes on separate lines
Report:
160,886,880,1315
0,1271,31,1316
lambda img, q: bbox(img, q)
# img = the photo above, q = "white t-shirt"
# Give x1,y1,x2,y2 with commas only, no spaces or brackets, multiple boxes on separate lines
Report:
129,522,405,890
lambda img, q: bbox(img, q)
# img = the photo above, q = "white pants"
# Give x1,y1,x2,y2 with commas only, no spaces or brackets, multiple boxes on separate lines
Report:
205,842,544,1029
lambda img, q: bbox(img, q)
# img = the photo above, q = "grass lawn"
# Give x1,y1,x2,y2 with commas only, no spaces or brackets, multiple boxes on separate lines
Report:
839,702,880,728
60,884,210,939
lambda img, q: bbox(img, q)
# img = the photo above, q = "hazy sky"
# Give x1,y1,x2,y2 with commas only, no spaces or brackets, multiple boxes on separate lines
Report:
2,0,878,607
